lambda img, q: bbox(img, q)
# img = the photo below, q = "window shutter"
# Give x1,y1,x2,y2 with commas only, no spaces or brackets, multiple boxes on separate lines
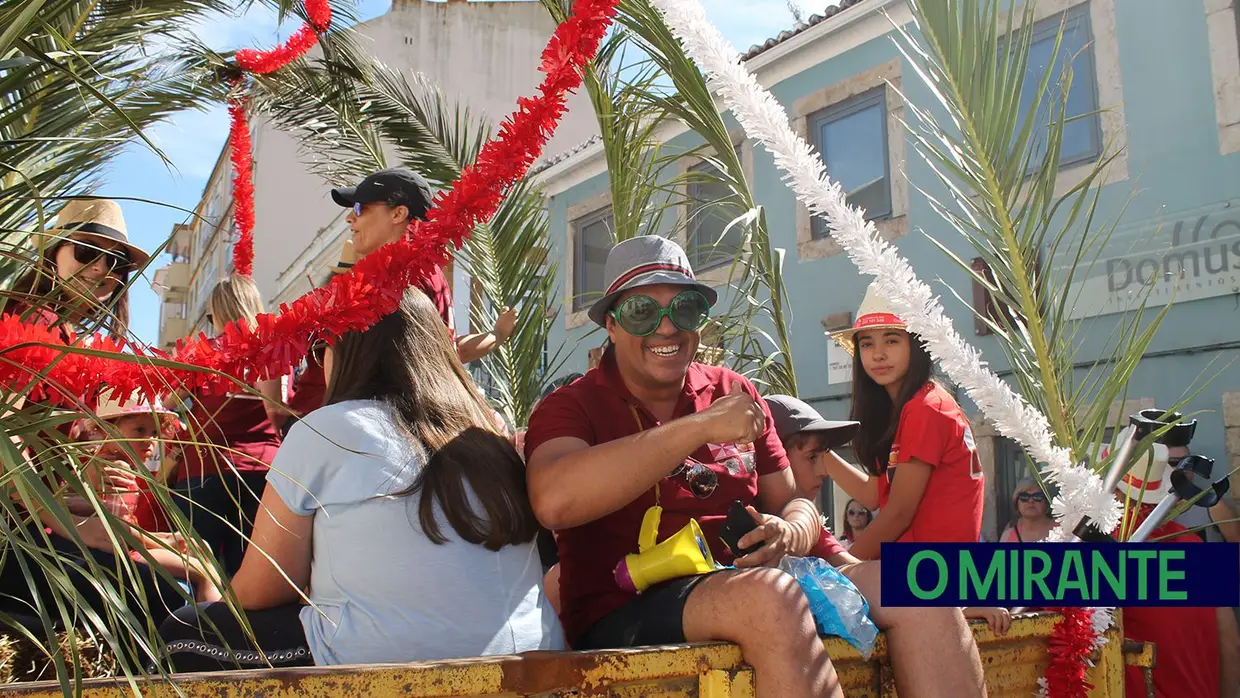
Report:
971,257,993,336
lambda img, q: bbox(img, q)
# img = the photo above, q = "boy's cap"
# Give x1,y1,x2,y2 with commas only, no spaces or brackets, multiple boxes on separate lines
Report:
764,394,859,448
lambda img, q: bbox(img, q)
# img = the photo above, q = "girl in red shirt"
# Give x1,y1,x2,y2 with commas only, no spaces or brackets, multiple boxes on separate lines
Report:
821,285,985,560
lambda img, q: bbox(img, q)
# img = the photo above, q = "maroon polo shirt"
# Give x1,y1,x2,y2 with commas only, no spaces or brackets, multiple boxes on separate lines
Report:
523,346,790,644
175,391,281,481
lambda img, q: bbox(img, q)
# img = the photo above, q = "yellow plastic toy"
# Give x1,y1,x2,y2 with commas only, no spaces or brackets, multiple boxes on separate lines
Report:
614,504,717,593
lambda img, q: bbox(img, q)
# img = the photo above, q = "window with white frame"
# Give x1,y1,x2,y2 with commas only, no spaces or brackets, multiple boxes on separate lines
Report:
809,87,892,239
1010,4,1102,169
572,208,614,312
687,149,744,271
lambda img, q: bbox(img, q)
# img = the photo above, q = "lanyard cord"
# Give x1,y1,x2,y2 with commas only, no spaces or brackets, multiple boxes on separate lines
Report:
628,403,662,507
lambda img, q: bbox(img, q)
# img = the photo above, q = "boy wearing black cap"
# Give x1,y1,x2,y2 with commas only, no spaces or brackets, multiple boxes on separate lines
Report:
765,394,1013,639
330,168,516,363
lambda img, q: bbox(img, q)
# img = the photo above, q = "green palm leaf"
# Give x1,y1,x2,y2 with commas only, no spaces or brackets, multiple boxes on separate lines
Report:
891,0,1217,484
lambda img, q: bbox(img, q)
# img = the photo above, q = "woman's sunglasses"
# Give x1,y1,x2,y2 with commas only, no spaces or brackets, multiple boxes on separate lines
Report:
609,290,711,337
1017,492,1047,503
669,457,718,499
64,240,133,275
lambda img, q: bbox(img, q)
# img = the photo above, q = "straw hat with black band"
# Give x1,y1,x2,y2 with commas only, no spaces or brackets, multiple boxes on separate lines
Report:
40,199,150,269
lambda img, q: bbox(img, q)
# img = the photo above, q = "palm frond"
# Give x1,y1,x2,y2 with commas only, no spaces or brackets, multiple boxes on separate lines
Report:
253,39,568,423
554,0,800,394
892,0,1183,475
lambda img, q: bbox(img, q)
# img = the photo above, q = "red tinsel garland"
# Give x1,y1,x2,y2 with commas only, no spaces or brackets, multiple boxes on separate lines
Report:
227,96,256,277
0,0,619,408
228,0,334,276
1043,607,1097,698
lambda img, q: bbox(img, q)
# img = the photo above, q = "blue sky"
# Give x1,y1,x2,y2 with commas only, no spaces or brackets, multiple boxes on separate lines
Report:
114,0,822,346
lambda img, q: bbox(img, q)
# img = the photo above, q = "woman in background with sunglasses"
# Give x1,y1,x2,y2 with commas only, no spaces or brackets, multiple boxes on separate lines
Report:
999,478,1057,543
839,498,873,550
7,198,145,339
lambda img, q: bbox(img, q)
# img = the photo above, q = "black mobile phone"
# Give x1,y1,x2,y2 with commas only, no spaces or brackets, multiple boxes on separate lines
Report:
719,499,763,558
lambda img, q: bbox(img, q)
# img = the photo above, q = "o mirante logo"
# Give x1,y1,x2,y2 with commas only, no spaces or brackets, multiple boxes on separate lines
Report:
879,543,1240,607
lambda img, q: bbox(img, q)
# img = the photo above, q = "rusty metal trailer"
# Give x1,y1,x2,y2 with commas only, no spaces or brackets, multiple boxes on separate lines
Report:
0,612,1154,697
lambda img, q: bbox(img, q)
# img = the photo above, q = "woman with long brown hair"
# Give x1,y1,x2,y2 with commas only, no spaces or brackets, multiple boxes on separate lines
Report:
168,276,287,577
157,287,563,671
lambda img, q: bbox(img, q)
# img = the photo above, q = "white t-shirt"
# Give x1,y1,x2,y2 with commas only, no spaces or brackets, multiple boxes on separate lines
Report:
266,399,565,666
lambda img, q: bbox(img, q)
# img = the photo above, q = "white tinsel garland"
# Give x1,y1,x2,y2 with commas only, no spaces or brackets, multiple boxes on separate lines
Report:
648,0,1120,657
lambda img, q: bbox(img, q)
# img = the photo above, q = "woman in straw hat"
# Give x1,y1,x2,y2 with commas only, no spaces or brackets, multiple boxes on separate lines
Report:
0,200,185,625
812,283,985,560
7,198,149,339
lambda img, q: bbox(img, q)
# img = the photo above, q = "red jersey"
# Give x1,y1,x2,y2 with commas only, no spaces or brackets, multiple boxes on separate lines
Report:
415,267,455,341
175,391,281,481
810,527,847,561
524,347,790,644
877,382,984,544
1115,506,1219,698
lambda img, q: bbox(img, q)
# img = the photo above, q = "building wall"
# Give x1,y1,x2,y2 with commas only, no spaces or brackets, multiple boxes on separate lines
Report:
531,0,1240,538
251,0,599,306
158,0,600,343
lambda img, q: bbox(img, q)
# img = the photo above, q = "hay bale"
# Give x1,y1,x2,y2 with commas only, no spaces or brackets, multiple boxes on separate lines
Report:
0,631,118,684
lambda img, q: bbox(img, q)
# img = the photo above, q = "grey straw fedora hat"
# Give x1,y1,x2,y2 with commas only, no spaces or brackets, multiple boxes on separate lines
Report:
588,235,718,327
41,199,150,268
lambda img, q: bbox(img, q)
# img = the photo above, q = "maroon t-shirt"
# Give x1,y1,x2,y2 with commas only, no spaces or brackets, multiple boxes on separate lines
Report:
523,347,790,644
176,391,281,481
415,267,455,341
1116,506,1220,698
287,350,327,417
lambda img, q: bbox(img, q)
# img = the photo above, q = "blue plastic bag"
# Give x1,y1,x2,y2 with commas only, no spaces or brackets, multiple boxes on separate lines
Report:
779,556,879,659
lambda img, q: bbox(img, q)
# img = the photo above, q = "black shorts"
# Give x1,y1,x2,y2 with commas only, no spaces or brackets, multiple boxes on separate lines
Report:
574,573,716,650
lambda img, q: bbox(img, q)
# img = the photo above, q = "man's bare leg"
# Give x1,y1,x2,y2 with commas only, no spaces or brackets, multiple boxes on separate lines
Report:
842,561,987,698
682,568,842,698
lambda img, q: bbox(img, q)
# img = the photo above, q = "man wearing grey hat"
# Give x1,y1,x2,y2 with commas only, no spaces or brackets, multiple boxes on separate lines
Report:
765,395,989,694
524,236,840,697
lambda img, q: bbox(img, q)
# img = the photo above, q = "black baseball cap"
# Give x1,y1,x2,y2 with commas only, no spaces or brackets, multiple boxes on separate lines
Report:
330,168,433,221
764,394,859,449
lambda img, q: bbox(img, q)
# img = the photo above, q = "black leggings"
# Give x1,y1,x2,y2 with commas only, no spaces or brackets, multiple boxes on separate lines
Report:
172,471,268,578
158,602,313,672
0,527,188,632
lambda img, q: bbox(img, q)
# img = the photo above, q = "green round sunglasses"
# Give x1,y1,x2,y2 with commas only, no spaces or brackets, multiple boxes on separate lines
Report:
608,290,711,337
